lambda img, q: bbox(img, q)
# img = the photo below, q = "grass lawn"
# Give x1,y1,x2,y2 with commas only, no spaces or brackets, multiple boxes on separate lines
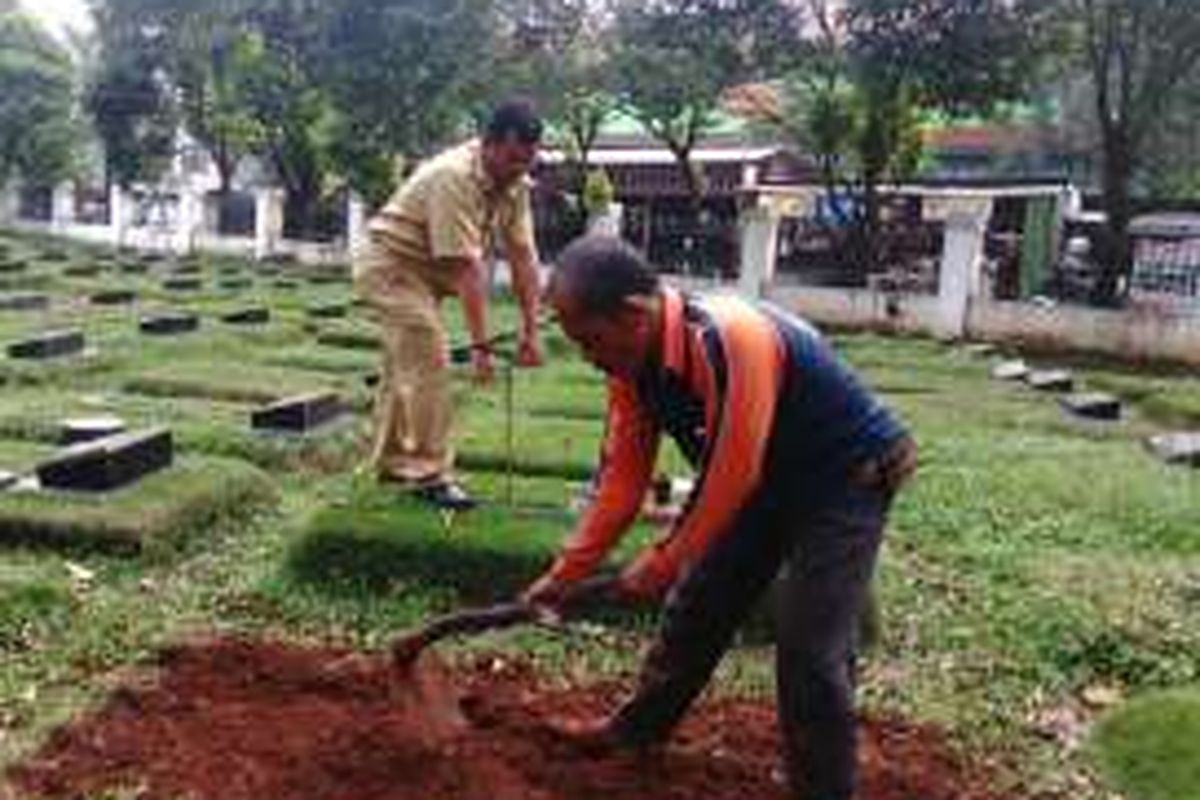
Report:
0,230,1197,799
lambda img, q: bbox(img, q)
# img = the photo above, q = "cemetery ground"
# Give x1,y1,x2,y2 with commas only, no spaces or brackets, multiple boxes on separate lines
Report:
0,230,1197,800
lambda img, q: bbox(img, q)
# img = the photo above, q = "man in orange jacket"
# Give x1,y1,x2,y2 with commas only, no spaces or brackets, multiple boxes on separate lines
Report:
524,235,916,800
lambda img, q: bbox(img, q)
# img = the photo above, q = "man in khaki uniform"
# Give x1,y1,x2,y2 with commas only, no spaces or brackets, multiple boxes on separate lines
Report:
355,101,544,510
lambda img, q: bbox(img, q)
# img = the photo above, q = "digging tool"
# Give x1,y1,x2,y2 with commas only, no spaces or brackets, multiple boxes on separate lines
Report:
391,573,618,668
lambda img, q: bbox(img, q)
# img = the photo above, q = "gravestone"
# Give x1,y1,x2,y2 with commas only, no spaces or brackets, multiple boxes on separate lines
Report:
251,391,345,433
41,248,70,262
0,470,17,491
364,371,380,389
7,329,85,359
119,261,149,275
306,302,348,319
90,289,138,306
221,307,270,325
219,264,243,276
1026,370,1075,392
36,427,173,491
63,263,102,278
163,277,203,292
170,263,202,276
140,312,200,336
991,360,1029,381
1060,392,1122,421
0,260,26,274
963,342,997,358
272,279,299,291
1144,432,1200,467
306,273,345,286
255,265,281,278
139,252,168,266
219,278,253,291
59,416,127,446
0,292,49,311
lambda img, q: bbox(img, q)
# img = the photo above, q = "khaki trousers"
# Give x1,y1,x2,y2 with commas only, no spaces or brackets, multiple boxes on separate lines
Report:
354,239,454,483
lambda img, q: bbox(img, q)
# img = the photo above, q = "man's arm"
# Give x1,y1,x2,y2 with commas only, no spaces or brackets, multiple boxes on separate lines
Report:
441,255,492,380
507,241,541,343
525,378,659,603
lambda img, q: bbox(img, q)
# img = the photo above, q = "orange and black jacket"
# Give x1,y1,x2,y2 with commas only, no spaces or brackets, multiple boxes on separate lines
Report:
547,287,907,589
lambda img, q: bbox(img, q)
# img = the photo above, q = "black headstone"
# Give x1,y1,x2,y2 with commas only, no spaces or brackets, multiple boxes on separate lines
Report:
119,261,149,275
59,416,128,446
36,427,173,491
221,307,270,325
7,329,86,359
306,302,348,319
1060,392,1122,421
170,263,202,276
0,292,49,311
255,265,281,278
219,278,253,291
63,263,102,278
251,391,345,432
0,260,27,274
41,248,70,262
163,277,203,292
90,289,138,306
140,312,200,336
272,279,299,291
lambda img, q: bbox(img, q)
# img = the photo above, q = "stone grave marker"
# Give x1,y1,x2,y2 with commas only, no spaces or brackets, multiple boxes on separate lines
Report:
59,416,128,446
1026,369,1075,392
0,292,50,311
90,289,138,306
119,261,150,275
255,265,282,278
41,248,70,262
991,360,1029,381
251,391,345,433
1060,392,1122,421
219,264,242,276
170,263,202,276
0,470,17,491
140,312,200,336
0,259,27,274
221,307,270,325
1144,432,1200,467
163,277,203,292
7,329,85,359
364,371,380,389
963,342,997,358
219,277,253,291
36,427,173,491
306,273,345,286
272,279,299,291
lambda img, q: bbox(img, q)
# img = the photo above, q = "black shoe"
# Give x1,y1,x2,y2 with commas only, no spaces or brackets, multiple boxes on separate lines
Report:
411,480,478,511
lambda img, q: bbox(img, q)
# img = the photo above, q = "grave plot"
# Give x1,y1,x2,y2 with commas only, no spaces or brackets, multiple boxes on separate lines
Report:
140,312,200,336
1060,392,1123,421
0,292,50,312
1144,432,1200,467
0,455,276,552
220,306,270,325
251,391,347,433
36,427,174,491
6,329,86,360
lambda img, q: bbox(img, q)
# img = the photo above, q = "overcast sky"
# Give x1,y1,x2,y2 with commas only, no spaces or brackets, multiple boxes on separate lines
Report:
21,0,94,41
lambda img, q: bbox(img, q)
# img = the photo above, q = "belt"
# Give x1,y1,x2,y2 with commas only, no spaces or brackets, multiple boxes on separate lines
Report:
848,436,918,493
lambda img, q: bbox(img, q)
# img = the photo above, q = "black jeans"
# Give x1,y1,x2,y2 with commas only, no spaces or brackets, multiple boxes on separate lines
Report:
610,480,889,800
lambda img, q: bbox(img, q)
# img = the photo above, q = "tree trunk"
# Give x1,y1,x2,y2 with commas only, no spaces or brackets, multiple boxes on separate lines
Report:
1094,131,1134,307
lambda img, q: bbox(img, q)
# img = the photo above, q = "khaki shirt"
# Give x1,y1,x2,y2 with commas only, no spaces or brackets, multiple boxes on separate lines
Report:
366,139,536,297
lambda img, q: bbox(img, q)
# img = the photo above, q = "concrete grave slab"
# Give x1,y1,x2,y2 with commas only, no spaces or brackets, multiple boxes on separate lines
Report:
1144,432,1200,467
0,292,50,311
251,391,345,433
119,261,150,275
140,312,200,336
60,416,128,445
90,289,138,306
1026,370,1075,392
992,360,1029,381
0,470,17,491
41,249,70,262
170,263,202,276
1060,392,1122,421
219,265,243,276
0,259,27,274
963,342,997,358
255,265,281,278
7,329,86,359
271,279,299,291
36,427,173,492
221,307,270,325
219,278,253,291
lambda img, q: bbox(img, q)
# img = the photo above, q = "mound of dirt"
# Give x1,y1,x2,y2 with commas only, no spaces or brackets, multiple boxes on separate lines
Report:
7,638,1013,800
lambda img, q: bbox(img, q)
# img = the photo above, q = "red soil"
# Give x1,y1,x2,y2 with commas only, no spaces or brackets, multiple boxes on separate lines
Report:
8,637,1014,800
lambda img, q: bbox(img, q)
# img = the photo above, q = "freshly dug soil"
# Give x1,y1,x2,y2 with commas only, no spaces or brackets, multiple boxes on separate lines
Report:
8,638,1013,800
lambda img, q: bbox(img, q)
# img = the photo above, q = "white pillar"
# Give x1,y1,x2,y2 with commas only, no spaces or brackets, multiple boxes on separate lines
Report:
109,184,130,249
51,182,75,231
346,192,368,258
936,206,990,340
254,188,284,261
174,186,203,256
738,202,780,298
0,182,16,225
586,202,623,238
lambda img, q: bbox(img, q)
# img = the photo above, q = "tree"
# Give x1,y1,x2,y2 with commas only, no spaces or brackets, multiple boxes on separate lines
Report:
1051,0,1200,304
611,0,807,206
761,0,1039,279
0,3,79,185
